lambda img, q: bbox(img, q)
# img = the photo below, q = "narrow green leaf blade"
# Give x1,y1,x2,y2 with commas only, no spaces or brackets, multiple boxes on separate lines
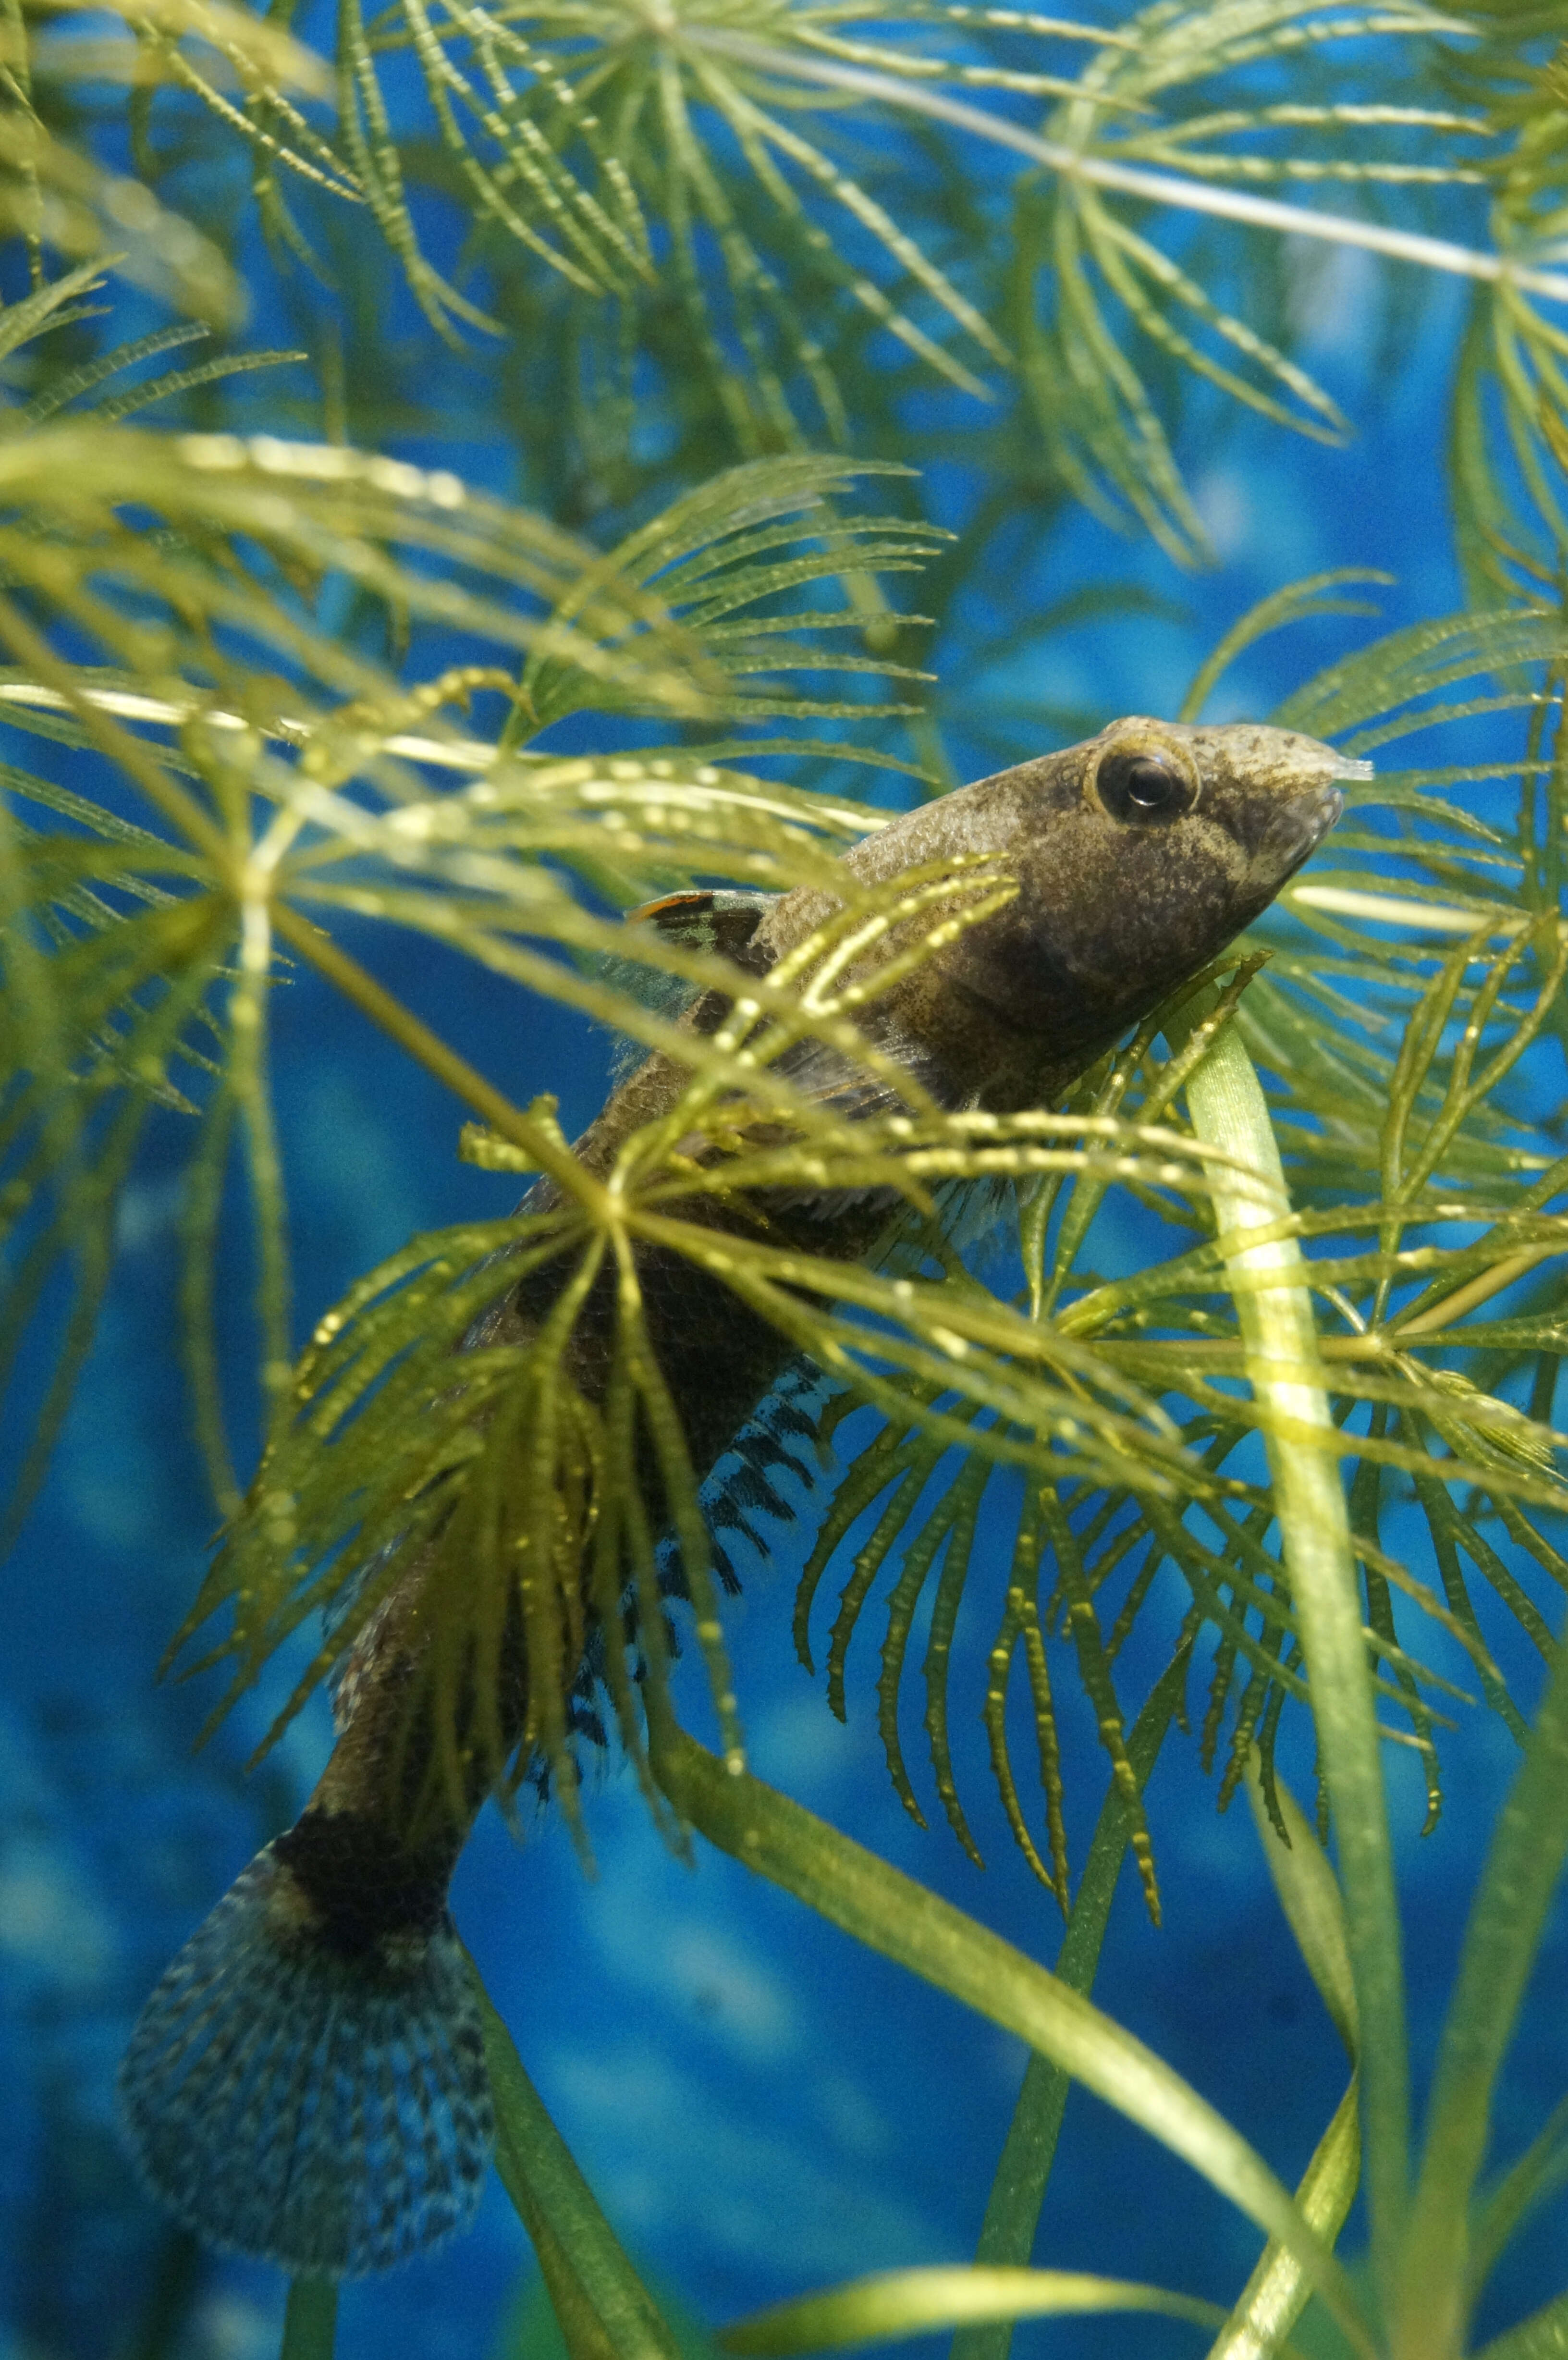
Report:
1473,2289,1568,2360
952,1639,1193,2360
723,2267,1229,2357
1204,2082,1360,2360
1398,1635,1568,2350
1246,1765,1357,2057
1170,997,1408,2296
279,2279,337,2360
649,1717,1373,2359
471,1961,682,2360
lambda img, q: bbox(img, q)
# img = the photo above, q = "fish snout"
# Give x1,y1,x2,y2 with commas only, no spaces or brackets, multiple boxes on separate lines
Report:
1253,782,1343,880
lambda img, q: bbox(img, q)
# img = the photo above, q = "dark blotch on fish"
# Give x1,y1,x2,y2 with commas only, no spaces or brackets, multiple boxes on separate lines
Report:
118,717,1352,2275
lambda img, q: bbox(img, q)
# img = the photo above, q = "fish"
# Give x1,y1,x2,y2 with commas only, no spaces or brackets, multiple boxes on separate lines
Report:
117,716,1360,2277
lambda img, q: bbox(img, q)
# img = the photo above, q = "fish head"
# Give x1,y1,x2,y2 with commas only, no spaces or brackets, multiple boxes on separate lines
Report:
924,715,1355,1060
740,716,1356,1113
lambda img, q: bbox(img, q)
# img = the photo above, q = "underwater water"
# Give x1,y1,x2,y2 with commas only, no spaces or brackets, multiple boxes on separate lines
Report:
4,254,1565,2360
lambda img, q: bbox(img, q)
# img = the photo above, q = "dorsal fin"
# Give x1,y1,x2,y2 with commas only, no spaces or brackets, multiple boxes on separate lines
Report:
596,889,781,1077
624,888,777,971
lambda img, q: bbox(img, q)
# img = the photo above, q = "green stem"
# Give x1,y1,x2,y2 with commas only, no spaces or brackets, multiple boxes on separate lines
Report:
648,1706,1372,2357
1396,1630,1568,2358
128,2230,202,2360
1207,2080,1361,2360
1168,998,1409,2304
470,1959,682,2360
950,1637,1192,2360
270,905,564,1168
279,2279,337,2360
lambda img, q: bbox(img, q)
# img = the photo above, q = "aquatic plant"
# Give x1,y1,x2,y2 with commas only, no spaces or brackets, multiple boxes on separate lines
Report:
4,0,1568,2354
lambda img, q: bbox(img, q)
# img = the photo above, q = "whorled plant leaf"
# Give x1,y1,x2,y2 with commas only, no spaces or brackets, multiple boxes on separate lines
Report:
11,427,1567,1943
25,0,1508,528
767,597,1568,1891
0,264,306,427
1004,0,1491,561
1441,11,1568,603
173,916,1253,1831
784,976,1568,1905
119,0,1035,379
0,435,936,1530
509,453,945,751
6,0,354,314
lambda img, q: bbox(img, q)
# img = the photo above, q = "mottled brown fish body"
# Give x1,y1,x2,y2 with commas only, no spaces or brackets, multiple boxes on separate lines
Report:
264,716,1353,1943
119,715,1350,2278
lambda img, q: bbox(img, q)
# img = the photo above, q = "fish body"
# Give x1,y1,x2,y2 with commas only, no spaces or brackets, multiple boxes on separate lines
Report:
118,717,1354,2275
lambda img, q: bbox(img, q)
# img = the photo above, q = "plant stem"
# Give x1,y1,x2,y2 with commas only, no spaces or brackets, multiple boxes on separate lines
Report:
647,1705,1372,2357
1395,1629,1568,2358
279,2279,337,2360
1168,998,1409,2307
270,904,545,1157
693,34,1568,310
470,1959,682,2360
951,1637,1192,2360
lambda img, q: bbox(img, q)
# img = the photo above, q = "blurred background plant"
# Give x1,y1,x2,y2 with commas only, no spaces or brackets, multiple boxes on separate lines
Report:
5,1,1568,2357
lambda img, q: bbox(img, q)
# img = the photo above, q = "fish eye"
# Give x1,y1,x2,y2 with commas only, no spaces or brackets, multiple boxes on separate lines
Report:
1095,747,1196,825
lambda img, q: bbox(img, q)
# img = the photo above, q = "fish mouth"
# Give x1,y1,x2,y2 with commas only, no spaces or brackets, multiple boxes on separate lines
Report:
1262,783,1344,879
1309,782,1346,842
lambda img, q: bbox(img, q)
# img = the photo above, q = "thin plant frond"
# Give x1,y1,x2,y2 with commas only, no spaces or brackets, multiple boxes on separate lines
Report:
0,432,946,1537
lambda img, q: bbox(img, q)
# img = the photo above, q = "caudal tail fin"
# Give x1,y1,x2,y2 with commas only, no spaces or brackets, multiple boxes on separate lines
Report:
117,1840,494,2277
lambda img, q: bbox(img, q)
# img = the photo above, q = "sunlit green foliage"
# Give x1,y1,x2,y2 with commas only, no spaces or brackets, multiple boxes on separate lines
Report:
8,0,1568,2352
1443,4,1568,601
764,603,1568,1916
9,0,1519,532
0,402,940,1536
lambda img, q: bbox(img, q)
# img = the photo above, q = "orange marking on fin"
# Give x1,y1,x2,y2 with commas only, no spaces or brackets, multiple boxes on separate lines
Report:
625,891,716,928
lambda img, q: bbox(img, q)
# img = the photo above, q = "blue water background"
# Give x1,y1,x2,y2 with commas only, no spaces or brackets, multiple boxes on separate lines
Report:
3,133,1565,2360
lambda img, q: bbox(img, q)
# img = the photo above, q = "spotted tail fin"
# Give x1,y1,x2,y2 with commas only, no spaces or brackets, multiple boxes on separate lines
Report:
117,1840,494,2276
